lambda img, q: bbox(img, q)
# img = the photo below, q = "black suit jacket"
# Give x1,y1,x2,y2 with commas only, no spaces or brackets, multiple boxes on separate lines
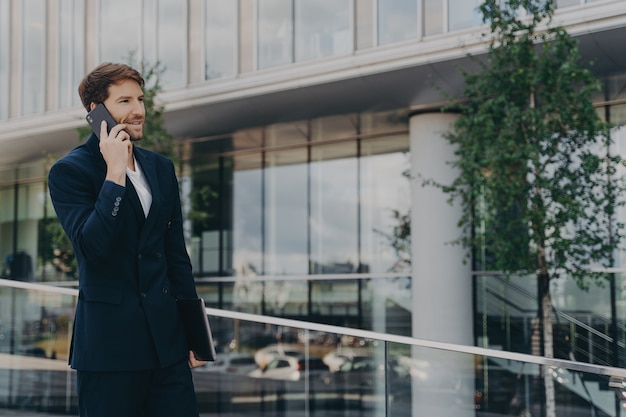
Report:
48,134,198,371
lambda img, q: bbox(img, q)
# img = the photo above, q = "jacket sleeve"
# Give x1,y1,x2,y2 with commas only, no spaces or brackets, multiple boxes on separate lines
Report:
48,159,128,263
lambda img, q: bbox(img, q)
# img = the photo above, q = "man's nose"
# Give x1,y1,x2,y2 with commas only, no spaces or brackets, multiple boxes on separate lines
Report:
131,100,145,116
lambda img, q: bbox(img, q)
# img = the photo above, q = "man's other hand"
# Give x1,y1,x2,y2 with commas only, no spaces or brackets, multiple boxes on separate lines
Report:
188,351,208,368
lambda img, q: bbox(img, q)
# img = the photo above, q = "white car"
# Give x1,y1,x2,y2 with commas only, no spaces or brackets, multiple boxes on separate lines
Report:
194,352,258,375
322,348,370,372
253,344,302,368
249,355,329,381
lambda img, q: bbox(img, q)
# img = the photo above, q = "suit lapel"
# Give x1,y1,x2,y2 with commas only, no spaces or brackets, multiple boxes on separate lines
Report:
125,179,146,230
134,148,160,247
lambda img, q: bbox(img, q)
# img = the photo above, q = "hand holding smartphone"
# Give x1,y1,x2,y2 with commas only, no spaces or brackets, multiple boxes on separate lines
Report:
86,103,118,140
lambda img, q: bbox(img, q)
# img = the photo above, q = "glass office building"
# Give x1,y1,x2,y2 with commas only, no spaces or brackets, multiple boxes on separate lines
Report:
3,1,626,415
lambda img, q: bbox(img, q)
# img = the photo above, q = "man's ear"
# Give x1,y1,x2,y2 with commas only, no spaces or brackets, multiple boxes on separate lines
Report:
89,102,97,111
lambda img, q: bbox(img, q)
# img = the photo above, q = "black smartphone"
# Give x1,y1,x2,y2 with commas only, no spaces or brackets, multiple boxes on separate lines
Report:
86,103,118,139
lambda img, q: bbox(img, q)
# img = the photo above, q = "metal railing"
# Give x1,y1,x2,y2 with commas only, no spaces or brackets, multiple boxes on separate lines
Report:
1,278,626,416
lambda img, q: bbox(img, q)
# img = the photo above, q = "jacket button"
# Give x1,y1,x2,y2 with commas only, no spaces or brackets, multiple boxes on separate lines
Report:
141,292,147,298
162,288,169,294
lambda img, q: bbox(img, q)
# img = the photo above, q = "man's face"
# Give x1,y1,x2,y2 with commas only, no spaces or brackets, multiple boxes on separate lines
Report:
102,79,145,141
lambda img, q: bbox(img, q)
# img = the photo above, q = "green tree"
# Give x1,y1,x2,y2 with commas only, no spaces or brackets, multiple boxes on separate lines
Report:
441,1,625,415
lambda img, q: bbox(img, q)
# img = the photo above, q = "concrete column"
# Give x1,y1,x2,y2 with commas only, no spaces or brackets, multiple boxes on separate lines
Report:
409,112,475,417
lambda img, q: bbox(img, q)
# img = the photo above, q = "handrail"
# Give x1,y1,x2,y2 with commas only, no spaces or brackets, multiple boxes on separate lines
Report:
3,277,625,379
195,272,410,282
0,278,78,296
554,309,617,344
481,285,535,314
34,272,411,287
208,307,626,377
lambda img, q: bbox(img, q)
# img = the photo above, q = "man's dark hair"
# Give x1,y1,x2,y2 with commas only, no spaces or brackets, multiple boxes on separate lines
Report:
78,62,145,111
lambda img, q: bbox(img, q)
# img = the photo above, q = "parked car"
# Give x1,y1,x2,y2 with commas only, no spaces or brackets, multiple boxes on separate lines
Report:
322,355,381,389
194,352,258,375
253,344,303,368
322,348,370,372
249,355,329,381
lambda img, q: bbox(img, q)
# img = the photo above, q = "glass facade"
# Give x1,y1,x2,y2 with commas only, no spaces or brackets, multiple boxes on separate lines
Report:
257,0,293,69
448,0,483,31
189,110,411,278
205,0,237,80
0,0,611,120
0,0,8,120
378,0,419,45
0,163,68,283
99,0,141,66
58,0,85,109
257,0,353,69
21,0,46,116
294,0,352,62
100,0,186,88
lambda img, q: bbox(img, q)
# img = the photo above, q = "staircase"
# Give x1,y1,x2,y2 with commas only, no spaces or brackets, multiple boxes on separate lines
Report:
476,273,624,415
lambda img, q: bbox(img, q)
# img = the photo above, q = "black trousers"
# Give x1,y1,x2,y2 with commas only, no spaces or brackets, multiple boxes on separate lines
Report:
77,359,199,417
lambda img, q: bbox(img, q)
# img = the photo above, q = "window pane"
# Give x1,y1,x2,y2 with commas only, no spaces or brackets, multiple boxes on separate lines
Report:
265,121,308,147
424,0,443,36
156,0,186,87
294,0,352,62
100,0,140,63
610,104,626,127
0,186,15,271
0,0,9,119
264,149,308,275
206,0,236,80
310,114,357,142
258,0,293,69
360,136,411,273
310,143,359,273
448,0,483,31
190,157,233,276
360,109,409,135
233,154,263,276
612,125,626,271
58,0,85,108
378,0,418,46
22,0,46,116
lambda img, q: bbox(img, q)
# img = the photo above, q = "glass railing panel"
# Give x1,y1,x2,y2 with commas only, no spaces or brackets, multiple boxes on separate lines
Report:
197,308,626,417
3,279,626,417
0,280,77,414
476,271,626,368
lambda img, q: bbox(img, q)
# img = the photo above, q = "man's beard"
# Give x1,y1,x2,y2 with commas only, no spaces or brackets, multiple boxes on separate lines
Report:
121,115,144,142
125,122,144,142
